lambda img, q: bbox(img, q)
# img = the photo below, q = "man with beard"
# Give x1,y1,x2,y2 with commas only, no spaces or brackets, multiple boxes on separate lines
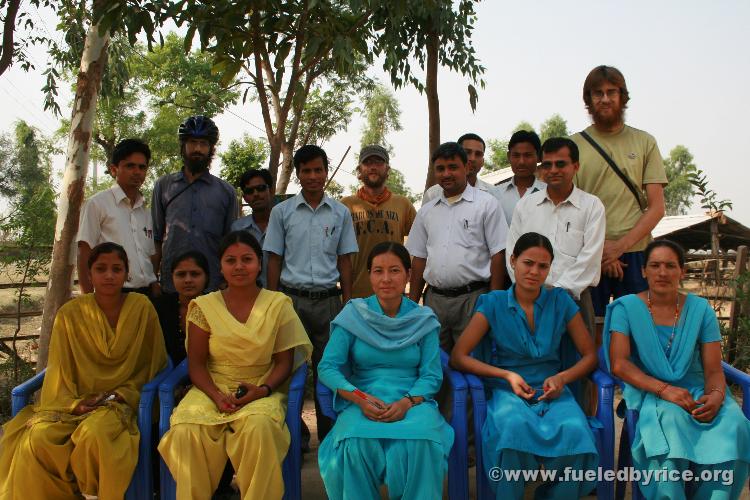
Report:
496,130,546,226
422,133,503,205
571,66,667,321
407,142,507,352
341,145,417,298
264,144,358,442
152,115,237,293
231,168,274,287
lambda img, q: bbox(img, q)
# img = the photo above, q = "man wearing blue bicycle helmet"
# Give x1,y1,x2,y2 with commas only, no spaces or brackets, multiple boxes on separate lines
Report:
152,115,238,293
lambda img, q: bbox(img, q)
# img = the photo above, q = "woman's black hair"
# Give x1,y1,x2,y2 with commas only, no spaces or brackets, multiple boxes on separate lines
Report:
218,230,263,267
171,250,211,286
643,239,686,267
87,242,129,272
512,232,555,261
366,241,411,271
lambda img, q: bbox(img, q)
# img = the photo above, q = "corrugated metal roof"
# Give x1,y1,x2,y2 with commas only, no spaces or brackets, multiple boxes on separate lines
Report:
653,214,712,238
479,167,514,186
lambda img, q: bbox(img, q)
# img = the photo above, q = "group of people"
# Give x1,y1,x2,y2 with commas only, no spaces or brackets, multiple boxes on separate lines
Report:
0,64,748,499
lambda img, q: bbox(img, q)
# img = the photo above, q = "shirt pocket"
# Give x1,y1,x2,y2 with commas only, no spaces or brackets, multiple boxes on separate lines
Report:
556,226,584,257
312,217,339,256
454,215,485,248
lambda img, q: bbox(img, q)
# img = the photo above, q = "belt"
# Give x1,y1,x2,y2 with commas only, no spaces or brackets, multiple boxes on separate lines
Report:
429,281,489,297
281,285,342,300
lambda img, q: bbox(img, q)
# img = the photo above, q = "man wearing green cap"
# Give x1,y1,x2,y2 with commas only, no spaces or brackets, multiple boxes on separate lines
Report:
341,144,417,298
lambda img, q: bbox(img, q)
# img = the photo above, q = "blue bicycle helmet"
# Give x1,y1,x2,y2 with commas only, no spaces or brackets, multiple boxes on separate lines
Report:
178,115,219,144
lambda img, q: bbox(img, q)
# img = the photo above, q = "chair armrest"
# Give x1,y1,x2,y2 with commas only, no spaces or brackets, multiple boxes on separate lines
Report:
11,369,46,417
158,359,190,438
316,380,337,421
286,362,307,421
723,361,750,418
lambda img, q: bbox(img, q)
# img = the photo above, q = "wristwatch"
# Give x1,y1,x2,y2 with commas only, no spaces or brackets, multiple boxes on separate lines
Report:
405,393,419,406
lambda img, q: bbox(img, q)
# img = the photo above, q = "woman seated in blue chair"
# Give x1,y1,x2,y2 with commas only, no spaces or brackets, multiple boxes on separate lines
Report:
605,239,750,499
158,231,312,499
0,242,167,500
317,242,454,500
451,232,599,499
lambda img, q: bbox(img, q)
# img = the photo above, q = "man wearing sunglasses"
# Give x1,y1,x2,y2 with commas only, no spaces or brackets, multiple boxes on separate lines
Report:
232,168,274,287
506,137,605,339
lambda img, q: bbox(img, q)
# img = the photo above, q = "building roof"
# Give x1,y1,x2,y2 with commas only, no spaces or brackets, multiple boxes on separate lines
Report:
653,213,750,251
479,167,514,186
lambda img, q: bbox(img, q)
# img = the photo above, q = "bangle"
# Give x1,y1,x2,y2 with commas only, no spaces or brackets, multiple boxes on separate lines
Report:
260,384,272,397
405,393,418,406
708,387,725,401
656,382,670,399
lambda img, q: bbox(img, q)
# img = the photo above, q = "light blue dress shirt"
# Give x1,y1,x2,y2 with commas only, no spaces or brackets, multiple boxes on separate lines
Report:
263,193,358,289
231,214,269,287
496,176,546,226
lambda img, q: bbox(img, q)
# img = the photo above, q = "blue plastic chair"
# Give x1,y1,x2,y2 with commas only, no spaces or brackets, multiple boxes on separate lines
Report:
444,354,616,500
10,360,174,500
316,349,469,500
157,360,308,500
610,359,750,500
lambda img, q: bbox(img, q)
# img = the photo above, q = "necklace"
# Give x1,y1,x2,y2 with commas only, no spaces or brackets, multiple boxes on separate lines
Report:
647,290,681,356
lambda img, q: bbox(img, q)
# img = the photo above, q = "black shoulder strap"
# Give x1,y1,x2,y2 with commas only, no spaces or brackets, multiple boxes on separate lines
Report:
579,130,646,212
164,181,193,211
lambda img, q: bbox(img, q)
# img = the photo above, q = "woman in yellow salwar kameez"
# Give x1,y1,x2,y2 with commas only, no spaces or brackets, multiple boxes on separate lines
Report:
0,242,168,500
158,231,312,500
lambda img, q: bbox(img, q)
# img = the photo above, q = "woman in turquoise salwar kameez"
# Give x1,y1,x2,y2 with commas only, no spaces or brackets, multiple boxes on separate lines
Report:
451,232,599,499
317,242,454,500
605,239,750,499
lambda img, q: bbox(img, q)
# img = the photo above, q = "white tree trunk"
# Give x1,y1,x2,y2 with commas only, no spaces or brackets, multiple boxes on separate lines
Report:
36,22,110,372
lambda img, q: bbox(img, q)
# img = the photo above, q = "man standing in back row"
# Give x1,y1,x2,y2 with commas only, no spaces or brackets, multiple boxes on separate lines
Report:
571,65,667,319
341,145,416,298
407,142,507,352
152,115,237,293
422,133,502,204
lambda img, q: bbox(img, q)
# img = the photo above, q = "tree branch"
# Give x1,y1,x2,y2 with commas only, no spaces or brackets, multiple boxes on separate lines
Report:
249,10,276,141
0,0,22,77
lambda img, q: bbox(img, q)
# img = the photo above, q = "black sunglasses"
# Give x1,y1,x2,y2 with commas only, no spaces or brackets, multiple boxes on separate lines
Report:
242,184,269,195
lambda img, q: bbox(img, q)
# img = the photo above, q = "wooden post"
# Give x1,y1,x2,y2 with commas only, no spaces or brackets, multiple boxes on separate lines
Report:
727,245,749,364
36,20,110,372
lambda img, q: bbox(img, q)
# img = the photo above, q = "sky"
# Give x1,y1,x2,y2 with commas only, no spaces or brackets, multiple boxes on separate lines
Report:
1,0,749,225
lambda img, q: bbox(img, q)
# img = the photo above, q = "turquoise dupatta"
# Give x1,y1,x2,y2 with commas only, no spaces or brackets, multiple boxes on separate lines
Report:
602,293,750,462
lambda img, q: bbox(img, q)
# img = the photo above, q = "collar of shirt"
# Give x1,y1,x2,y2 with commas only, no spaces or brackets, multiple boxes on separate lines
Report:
111,184,144,208
474,178,497,193
175,169,215,185
503,176,546,193
506,284,548,313
538,185,583,209
292,192,333,211
437,183,476,206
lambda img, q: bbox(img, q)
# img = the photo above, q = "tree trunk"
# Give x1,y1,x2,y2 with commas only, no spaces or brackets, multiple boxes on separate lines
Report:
423,31,440,191
275,141,295,194
267,136,282,192
36,22,110,372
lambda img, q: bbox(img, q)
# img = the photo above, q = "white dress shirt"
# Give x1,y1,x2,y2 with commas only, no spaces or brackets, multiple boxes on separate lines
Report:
496,177,547,226
407,184,508,288
78,184,157,288
506,186,605,299
422,177,503,205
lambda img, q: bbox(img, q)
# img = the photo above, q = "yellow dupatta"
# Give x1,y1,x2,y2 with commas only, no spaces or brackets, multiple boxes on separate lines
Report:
170,289,312,426
27,292,167,426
